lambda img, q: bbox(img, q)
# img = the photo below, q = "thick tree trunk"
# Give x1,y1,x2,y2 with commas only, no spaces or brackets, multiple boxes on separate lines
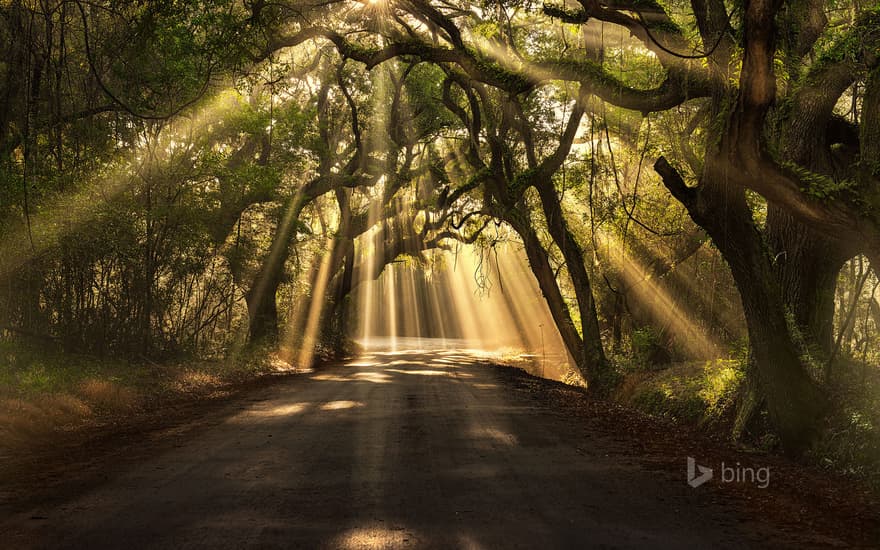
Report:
767,207,850,355
333,243,355,352
656,158,825,455
306,247,349,357
771,65,858,357
246,271,281,344
728,238,825,455
246,194,306,343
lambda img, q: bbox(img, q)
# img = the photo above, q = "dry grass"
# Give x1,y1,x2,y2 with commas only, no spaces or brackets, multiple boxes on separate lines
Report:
76,379,141,412
0,340,279,451
0,394,93,446
169,370,223,394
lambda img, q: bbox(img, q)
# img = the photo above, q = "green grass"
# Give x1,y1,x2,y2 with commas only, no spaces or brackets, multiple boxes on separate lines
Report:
617,359,743,425
0,339,285,399
0,341,143,398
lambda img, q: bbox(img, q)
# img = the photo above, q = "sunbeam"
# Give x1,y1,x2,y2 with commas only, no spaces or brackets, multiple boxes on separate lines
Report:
599,230,721,358
0,89,243,280
296,237,338,370
352,234,572,379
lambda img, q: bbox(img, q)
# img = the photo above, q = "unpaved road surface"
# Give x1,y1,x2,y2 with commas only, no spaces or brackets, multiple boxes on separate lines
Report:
0,349,853,548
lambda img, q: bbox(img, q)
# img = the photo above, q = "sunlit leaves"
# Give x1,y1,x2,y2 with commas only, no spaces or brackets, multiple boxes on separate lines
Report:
97,0,254,116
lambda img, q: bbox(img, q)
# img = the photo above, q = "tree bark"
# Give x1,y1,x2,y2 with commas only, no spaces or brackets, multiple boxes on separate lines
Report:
767,207,850,355
246,193,306,343
502,205,596,387
533,179,611,388
656,157,825,455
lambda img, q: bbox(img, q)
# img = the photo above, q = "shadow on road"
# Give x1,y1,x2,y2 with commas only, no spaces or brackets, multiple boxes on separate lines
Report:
5,347,777,549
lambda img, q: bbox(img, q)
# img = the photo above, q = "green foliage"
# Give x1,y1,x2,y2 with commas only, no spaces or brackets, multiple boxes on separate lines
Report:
346,42,382,61
0,340,137,399
812,6,880,67
541,4,588,24
782,161,857,200
511,167,539,191
622,360,744,424
810,363,880,488
545,58,619,88
630,327,661,365
472,21,502,40
404,64,461,137
466,47,532,93
631,385,707,422
105,1,254,114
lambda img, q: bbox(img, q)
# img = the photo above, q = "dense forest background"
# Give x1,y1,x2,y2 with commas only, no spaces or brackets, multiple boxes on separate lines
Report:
1,0,879,479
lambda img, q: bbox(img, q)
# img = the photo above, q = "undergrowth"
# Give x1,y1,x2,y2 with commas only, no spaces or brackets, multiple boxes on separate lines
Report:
616,359,743,425
0,338,285,447
618,356,880,489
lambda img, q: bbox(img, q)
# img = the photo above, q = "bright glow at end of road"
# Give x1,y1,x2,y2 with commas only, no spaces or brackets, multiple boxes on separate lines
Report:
320,400,364,411
346,360,378,368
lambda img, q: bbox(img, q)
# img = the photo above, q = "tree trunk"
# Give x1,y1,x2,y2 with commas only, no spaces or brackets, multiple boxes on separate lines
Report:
334,242,355,352
246,268,282,344
321,189,356,355
656,158,825,455
534,180,611,388
246,194,306,343
767,207,850,355
502,206,595,387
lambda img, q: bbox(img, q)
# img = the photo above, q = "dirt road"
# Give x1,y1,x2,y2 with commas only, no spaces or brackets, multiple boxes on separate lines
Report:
0,347,847,548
